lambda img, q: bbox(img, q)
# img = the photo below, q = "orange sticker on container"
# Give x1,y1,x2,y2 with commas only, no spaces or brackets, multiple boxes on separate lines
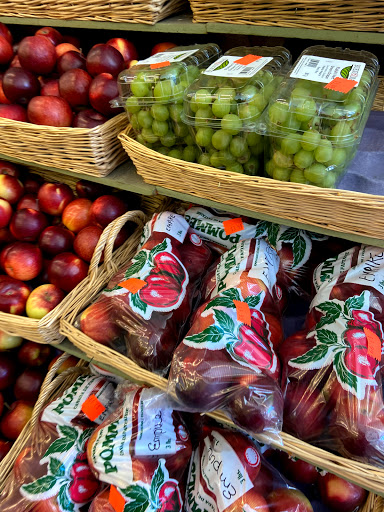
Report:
109,485,125,512
119,278,146,294
324,77,358,94
150,61,170,69
234,55,261,66
234,300,251,326
81,394,106,422
223,217,244,236
365,327,382,361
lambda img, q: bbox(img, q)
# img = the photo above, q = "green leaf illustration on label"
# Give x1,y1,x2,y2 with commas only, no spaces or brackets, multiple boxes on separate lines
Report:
204,296,235,311
22,475,58,495
121,485,150,512
49,457,65,477
267,223,279,248
58,484,75,512
150,459,166,505
214,309,235,334
185,325,224,346
245,293,261,308
292,234,307,268
213,59,229,71
340,65,352,79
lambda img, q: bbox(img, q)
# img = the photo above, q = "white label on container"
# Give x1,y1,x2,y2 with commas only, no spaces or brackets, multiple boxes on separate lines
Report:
290,55,366,85
203,55,273,78
137,49,199,65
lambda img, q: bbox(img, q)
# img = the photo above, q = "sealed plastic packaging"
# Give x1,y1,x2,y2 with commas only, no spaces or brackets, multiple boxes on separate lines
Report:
88,383,192,512
168,237,284,440
0,374,116,512
118,44,221,161
258,45,379,187
79,212,213,375
182,46,291,173
279,245,384,466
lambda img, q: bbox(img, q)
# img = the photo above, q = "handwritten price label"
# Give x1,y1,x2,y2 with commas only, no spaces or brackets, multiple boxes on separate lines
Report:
81,394,106,422
223,217,244,236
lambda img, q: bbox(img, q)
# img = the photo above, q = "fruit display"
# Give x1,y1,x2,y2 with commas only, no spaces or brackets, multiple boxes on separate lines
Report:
118,44,221,161
79,211,213,374
182,46,291,173
279,244,384,466
260,45,379,187
88,383,192,512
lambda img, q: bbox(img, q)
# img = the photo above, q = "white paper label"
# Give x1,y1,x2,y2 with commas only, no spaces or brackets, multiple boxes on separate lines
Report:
290,55,366,85
90,363,125,385
312,247,355,293
203,55,273,78
186,448,217,512
137,49,198,65
344,245,384,293
140,212,189,248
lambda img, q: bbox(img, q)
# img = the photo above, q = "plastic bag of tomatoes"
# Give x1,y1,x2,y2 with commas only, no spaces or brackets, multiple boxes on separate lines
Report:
168,237,284,440
79,212,213,374
279,245,384,466
0,374,116,512
88,383,192,512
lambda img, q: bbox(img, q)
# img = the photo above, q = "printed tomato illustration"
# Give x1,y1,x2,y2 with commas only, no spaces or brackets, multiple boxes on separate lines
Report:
69,462,100,503
139,273,182,308
152,252,186,285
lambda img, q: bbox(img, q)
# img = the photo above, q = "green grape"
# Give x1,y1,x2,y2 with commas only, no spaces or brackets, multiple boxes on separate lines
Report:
152,120,169,137
212,130,232,150
273,150,293,168
184,134,195,146
195,89,212,106
218,150,235,166
217,87,236,101
243,156,259,176
230,102,238,115
290,169,307,184
250,142,264,156
237,149,251,164
136,133,147,146
130,113,140,131
169,104,183,123
186,65,200,81
230,137,248,158
251,93,267,111
314,139,333,163
196,127,214,147
212,99,231,118
295,98,317,122
207,145,216,155
265,160,274,177
238,104,260,120
160,131,176,147
151,104,169,122
227,162,244,174
331,121,352,143
130,80,150,98
168,148,183,159
322,172,337,188
325,147,347,167
246,132,262,147
154,80,174,102
172,83,184,100
141,127,159,144
269,102,289,125
239,85,257,101
157,146,169,155
182,145,197,162
301,116,321,131
195,106,213,124
174,122,189,138
301,130,321,151
263,83,276,101
282,114,302,131
198,153,211,166
160,66,180,81
281,133,301,155
273,166,291,181
138,110,153,129
304,163,327,185
221,114,242,135
125,96,141,114
344,101,362,119
324,88,345,102
291,87,311,99
294,149,314,169
210,151,223,168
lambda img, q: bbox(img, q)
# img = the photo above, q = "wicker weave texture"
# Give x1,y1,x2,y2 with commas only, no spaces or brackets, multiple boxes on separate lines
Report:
190,0,384,32
0,0,186,24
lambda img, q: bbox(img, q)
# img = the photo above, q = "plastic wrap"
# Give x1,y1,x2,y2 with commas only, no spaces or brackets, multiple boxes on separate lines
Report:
279,245,384,466
88,383,192,512
168,237,284,439
0,374,116,512
79,212,213,374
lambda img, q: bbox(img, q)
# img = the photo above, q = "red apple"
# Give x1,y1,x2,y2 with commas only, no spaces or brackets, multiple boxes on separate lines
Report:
80,297,121,344
62,35,81,48
0,198,12,228
62,198,92,232
37,182,74,215
26,283,65,319
14,369,44,402
0,275,30,314
57,51,86,75
10,208,48,241
267,488,313,512
0,74,11,104
41,79,60,97
73,109,107,128
90,194,127,228
48,252,89,292
24,175,43,194
280,452,319,484
3,67,40,105
0,160,20,177
0,103,27,121
18,341,51,366
0,23,12,44
151,42,177,55
35,27,63,47
0,438,11,462
0,354,17,389
106,38,138,67
0,35,13,65
226,490,268,512
74,225,102,262
17,194,39,211
59,68,92,107
0,391,3,416
75,179,110,199
318,473,367,512
0,174,24,203
27,96,73,127
48,354,79,374
56,42,80,59
18,35,56,75
86,44,124,78
2,241,43,281
89,73,120,116
38,225,75,256
0,400,33,440
0,227,14,244
252,464,274,496
0,330,23,350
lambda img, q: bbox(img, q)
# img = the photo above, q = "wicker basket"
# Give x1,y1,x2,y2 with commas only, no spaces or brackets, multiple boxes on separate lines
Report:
0,0,187,24
118,126,384,243
373,77,384,112
0,113,127,177
0,209,146,345
189,0,384,32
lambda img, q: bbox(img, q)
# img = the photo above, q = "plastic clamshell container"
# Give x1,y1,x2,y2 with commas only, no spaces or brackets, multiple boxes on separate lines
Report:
182,46,291,174
257,45,379,188
118,44,222,162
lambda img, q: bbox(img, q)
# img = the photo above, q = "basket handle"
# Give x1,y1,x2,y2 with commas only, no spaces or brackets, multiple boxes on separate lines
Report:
88,210,146,281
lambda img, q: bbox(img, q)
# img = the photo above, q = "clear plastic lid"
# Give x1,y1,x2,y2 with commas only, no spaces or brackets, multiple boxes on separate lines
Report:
182,46,291,128
117,44,222,106
258,45,379,145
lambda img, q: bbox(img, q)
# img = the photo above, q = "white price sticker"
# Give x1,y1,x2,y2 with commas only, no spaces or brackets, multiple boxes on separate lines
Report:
290,55,366,85
203,55,273,78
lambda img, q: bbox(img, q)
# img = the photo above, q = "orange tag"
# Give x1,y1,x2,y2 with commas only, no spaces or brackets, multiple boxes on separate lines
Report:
324,77,358,94
364,328,382,361
150,61,170,69
81,394,106,422
234,300,251,326
119,278,146,294
234,55,261,66
109,485,125,512
223,218,244,236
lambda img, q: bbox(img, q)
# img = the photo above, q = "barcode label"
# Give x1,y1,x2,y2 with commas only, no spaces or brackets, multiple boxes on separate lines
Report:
203,55,273,78
290,55,366,85
308,58,319,68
